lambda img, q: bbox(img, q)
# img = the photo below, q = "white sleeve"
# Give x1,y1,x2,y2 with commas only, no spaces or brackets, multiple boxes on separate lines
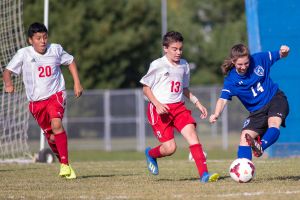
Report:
182,63,190,88
55,44,74,65
6,50,23,75
140,64,157,87
60,49,74,65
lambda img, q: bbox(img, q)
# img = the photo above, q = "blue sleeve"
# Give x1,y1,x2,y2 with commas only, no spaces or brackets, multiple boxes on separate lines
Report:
270,50,281,66
255,51,280,69
220,82,233,100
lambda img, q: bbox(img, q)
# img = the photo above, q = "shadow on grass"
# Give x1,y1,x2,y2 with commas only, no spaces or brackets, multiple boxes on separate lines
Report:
262,175,300,181
79,173,139,179
156,175,231,182
0,167,40,172
0,169,16,172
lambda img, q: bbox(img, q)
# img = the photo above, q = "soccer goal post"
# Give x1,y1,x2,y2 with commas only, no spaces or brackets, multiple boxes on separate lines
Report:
0,0,32,162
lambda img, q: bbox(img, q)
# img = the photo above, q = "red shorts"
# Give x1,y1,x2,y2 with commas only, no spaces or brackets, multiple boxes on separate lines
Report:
29,91,66,133
147,102,196,142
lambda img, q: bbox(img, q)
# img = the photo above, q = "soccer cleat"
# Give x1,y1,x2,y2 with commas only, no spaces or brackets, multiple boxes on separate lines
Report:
245,133,264,157
200,172,220,183
59,163,71,177
65,165,77,179
145,147,159,175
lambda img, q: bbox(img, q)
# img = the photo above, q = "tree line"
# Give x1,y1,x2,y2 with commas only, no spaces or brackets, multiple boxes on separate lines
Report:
23,0,247,89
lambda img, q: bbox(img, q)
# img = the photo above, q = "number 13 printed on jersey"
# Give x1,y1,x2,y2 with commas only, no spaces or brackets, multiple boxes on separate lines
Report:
171,81,181,93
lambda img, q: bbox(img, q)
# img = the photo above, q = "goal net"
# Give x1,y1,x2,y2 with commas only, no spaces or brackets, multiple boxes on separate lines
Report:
0,0,31,162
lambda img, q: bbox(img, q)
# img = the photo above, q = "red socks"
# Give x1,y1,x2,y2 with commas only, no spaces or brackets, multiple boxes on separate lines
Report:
149,145,163,158
44,131,61,162
54,131,69,164
149,143,208,178
189,144,208,177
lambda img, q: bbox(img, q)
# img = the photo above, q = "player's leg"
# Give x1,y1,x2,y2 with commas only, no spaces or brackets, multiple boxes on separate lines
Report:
260,90,289,151
51,119,76,179
145,138,176,175
181,125,206,174
144,147,159,175
51,118,68,164
239,129,259,160
145,123,176,175
48,91,76,179
29,101,61,162
174,104,219,182
145,103,175,175
241,109,268,158
258,117,281,151
149,139,177,157
44,130,61,162
49,92,69,165
180,124,219,182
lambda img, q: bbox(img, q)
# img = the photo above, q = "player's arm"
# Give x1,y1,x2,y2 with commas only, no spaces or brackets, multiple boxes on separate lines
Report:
3,50,23,93
142,84,169,114
279,45,290,58
3,69,14,93
209,98,228,123
183,88,207,119
68,61,83,98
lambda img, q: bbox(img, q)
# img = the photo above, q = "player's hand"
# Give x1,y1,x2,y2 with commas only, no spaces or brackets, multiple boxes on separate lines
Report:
195,101,207,119
209,114,218,123
155,103,170,115
74,83,83,98
280,45,290,58
5,85,14,93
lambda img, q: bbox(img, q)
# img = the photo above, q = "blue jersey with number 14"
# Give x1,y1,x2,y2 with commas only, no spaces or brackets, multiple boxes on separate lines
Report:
220,51,281,112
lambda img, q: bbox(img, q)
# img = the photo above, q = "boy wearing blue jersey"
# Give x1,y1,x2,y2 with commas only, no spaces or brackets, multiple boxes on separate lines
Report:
209,44,290,160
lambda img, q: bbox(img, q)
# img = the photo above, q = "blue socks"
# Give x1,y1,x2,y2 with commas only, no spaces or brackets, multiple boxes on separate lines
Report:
261,127,280,150
237,127,280,160
237,146,252,160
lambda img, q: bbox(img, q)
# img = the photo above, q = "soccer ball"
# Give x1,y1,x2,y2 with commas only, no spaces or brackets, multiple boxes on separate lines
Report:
229,158,255,183
188,151,207,162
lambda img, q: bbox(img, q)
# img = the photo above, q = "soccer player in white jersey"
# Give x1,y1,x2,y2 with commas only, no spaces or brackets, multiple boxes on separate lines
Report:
140,31,219,183
209,44,290,160
3,22,83,179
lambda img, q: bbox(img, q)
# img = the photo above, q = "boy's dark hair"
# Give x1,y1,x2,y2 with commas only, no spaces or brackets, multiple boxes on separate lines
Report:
162,31,184,47
27,22,48,38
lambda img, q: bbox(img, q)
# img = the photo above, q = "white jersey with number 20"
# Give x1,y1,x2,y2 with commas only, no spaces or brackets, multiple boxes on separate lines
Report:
140,55,190,104
6,43,74,102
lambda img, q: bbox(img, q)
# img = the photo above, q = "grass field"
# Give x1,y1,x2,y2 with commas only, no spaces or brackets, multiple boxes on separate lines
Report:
1,148,300,200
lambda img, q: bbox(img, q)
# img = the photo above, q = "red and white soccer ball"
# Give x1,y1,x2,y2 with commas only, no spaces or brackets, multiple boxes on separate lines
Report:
229,158,255,183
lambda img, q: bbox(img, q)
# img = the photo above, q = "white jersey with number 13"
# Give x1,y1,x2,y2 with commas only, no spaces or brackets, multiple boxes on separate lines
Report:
140,55,190,104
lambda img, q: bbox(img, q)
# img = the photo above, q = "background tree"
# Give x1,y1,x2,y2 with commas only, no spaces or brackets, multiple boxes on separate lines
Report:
166,0,247,85
23,0,246,89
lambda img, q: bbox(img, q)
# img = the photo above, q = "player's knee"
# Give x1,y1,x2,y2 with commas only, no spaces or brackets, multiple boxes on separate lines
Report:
51,119,64,133
44,130,55,142
268,116,282,128
49,134,55,143
164,142,177,155
239,132,248,145
269,123,280,129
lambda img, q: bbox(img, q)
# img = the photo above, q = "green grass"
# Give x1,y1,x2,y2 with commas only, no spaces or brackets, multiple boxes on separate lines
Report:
2,134,298,199
68,147,237,162
1,150,300,199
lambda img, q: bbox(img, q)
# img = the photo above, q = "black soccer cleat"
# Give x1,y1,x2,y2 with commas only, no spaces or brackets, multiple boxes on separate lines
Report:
245,133,263,157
